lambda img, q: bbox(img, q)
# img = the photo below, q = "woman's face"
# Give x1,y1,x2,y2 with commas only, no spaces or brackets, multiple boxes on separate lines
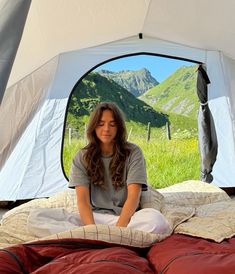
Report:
95,110,117,147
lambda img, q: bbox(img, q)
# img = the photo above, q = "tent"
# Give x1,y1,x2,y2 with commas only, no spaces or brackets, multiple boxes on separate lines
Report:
0,0,235,201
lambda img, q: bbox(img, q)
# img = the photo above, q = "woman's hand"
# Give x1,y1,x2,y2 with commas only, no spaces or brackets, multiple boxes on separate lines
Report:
116,183,141,227
76,185,95,225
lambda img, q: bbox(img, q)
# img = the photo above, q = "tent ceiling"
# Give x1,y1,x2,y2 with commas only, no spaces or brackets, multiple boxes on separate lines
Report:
143,0,235,58
7,0,235,87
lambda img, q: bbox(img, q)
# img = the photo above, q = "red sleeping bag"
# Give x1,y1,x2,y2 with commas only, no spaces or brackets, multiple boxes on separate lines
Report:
0,238,154,274
2,234,235,273
147,234,235,274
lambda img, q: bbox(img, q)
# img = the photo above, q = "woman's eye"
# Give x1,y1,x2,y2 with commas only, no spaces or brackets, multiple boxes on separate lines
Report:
98,122,104,126
110,122,116,127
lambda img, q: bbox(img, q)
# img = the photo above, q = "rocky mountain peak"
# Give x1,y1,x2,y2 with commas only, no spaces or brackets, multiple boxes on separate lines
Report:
97,68,159,97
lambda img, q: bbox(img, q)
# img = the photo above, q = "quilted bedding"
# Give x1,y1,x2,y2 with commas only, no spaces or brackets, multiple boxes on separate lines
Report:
147,234,235,274
0,180,233,248
0,238,154,274
0,180,235,273
2,234,235,274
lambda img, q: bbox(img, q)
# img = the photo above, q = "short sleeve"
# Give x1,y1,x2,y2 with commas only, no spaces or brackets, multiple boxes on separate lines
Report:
126,144,148,189
68,150,90,188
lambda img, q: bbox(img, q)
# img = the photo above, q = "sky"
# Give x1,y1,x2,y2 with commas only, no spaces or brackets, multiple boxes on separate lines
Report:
95,55,195,83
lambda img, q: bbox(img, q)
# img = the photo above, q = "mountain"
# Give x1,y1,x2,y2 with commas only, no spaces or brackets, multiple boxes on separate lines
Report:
139,65,199,119
67,72,167,128
98,68,159,97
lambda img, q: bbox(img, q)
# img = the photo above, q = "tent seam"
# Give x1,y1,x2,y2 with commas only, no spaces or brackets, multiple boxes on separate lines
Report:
140,0,152,34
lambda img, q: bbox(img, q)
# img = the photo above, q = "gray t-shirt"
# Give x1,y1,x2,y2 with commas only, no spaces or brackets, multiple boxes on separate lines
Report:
69,142,147,215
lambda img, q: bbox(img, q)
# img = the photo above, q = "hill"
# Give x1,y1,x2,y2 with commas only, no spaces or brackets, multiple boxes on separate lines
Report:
67,72,167,129
98,68,159,97
139,65,199,119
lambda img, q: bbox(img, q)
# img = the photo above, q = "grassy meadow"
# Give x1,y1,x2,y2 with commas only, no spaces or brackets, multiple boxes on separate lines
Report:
63,122,200,189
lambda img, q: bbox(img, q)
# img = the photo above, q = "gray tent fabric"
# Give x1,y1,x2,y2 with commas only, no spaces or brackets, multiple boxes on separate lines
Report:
0,0,31,104
197,64,218,183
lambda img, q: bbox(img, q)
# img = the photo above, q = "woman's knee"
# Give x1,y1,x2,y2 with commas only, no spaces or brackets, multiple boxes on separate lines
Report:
128,208,171,234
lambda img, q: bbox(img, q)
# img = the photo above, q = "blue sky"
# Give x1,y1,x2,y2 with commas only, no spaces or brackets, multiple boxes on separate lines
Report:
95,55,195,83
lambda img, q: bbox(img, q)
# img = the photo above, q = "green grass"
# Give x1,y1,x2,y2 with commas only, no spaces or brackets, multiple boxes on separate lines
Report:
135,138,200,188
62,135,200,189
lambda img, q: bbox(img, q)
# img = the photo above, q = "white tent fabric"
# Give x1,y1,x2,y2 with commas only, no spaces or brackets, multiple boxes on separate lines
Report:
1,0,235,200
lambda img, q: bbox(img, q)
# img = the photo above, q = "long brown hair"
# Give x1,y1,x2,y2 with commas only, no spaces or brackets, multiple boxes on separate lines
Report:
83,102,130,189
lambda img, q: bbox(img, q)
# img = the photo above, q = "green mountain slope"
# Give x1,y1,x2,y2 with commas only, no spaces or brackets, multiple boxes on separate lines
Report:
140,65,199,119
98,68,159,97
67,72,167,128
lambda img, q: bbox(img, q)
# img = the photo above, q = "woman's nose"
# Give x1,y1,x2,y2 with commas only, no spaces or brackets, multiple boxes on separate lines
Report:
103,123,109,130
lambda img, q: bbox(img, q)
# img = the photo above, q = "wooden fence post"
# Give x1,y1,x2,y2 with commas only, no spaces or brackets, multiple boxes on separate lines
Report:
68,128,72,145
127,127,132,141
166,122,171,140
147,122,151,142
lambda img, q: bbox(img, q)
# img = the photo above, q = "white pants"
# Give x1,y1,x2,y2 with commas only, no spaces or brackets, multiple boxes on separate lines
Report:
27,208,171,238
94,208,170,234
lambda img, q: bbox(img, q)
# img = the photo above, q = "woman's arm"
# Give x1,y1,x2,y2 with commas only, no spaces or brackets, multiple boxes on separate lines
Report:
75,185,95,225
116,183,141,227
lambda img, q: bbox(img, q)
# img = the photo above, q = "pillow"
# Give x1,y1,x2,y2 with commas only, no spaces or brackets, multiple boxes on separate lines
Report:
140,185,164,211
0,208,39,248
2,189,78,221
175,200,235,242
161,204,195,230
158,180,230,207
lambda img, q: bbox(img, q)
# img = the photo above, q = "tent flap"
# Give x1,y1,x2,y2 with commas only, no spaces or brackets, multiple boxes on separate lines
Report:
0,0,31,103
197,64,218,182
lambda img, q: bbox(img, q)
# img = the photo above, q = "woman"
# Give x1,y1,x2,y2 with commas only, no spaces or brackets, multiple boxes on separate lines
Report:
69,102,170,233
